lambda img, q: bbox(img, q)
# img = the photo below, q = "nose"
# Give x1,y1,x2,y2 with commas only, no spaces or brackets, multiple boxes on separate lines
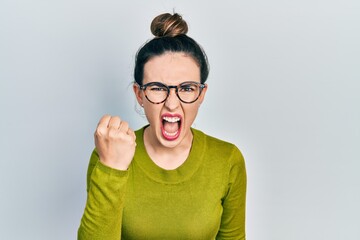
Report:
164,88,180,110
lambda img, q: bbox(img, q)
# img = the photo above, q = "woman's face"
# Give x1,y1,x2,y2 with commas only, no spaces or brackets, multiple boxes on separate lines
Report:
134,52,207,149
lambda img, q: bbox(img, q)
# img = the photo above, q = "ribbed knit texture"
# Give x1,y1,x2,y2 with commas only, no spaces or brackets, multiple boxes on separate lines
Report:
78,127,246,239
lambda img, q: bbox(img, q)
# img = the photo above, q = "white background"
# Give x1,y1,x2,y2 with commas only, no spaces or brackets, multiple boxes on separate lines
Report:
1,0,359,239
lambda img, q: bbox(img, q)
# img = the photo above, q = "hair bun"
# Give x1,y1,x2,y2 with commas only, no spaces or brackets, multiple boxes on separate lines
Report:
150,13,188,37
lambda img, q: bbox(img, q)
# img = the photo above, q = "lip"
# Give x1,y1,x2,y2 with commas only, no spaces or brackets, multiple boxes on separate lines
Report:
160,113,182,141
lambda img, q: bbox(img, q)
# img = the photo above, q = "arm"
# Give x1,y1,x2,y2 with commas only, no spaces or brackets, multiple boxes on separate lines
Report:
78,115,136,239
77,150,128,240
216,147,247,240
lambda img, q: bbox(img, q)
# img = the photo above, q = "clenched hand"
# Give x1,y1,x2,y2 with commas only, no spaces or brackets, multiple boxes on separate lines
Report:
94,115,136,170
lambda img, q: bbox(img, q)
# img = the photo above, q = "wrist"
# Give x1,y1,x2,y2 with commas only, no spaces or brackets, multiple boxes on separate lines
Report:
100,158,130,171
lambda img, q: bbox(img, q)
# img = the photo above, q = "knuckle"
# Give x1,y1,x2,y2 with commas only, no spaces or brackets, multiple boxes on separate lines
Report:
122,121,129,129
94,128,104,137
101,114,111,122
110,116,121,123
107,129,118,138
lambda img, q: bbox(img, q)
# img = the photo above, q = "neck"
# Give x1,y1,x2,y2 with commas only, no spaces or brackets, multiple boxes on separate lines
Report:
143,126,193,170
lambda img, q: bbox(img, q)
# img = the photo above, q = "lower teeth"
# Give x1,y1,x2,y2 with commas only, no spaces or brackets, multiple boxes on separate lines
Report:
165,130,178,136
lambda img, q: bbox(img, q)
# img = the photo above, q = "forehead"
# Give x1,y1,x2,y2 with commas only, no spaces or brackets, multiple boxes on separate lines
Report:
143,52,200,85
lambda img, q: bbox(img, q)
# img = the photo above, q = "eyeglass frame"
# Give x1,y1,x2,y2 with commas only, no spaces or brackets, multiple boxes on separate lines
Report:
136,81,207,104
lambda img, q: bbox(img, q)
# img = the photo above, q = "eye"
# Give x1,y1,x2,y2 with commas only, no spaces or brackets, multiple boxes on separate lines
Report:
149,85,167,92
179,84,197,92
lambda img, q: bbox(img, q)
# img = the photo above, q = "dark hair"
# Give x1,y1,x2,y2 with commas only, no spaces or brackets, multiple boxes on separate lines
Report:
134,13,209,85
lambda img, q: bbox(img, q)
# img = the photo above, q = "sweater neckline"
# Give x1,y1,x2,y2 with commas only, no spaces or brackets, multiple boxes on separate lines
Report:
133,125,205,184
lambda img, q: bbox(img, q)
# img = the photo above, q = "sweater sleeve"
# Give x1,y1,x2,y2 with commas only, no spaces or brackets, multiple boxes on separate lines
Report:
78,149,128,240
216,146,247,240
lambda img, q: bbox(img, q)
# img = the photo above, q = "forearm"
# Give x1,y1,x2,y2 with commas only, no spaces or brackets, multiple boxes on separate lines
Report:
78,161,128,240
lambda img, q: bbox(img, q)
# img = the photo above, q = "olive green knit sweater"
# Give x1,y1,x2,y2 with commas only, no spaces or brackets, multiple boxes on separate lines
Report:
78,127,246,239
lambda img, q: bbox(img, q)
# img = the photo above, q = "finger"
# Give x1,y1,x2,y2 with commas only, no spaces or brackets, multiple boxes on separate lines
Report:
95,115,112,135
108,116,121,129
119,121,129,133
127,128,136,141
121,129,136,145
97,114,111,128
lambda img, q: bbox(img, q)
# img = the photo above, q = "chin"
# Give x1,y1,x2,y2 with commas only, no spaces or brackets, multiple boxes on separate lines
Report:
157,125,190,149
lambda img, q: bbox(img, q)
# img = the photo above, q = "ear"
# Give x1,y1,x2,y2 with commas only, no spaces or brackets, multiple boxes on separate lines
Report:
197,84,208,104
133,83,144,106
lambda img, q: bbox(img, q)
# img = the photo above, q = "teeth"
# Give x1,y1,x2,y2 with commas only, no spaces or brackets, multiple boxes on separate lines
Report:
163,116,180,123
164,130,178,136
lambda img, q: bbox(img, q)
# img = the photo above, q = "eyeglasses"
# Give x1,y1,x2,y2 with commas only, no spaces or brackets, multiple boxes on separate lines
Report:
137,81,206,104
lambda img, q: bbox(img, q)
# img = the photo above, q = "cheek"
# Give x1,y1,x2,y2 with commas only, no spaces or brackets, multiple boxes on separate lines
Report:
184,105,201,120
144,105,161,122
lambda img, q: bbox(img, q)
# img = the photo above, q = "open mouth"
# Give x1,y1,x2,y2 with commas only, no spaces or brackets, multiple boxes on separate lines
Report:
161,114,182,141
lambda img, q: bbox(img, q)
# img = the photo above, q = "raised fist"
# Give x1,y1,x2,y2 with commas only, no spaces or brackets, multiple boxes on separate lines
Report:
94,115,136,170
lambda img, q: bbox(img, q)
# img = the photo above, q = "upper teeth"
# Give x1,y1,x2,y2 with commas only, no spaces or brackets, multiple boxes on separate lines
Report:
163,116,180,123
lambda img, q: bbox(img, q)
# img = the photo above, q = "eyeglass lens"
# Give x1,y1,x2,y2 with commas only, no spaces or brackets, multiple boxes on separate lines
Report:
144,82,203,104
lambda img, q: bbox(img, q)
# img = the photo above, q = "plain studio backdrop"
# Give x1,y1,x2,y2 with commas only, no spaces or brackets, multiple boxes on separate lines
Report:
1,0,359,239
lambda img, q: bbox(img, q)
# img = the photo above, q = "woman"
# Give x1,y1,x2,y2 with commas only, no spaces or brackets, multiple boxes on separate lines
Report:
78,12,247,239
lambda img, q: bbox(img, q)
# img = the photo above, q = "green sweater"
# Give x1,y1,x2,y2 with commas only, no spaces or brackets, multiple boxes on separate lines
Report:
78,127,246,239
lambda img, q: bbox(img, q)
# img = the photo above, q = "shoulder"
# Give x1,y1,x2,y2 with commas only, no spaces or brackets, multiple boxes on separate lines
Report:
192,128,245,167
134,125,147,140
